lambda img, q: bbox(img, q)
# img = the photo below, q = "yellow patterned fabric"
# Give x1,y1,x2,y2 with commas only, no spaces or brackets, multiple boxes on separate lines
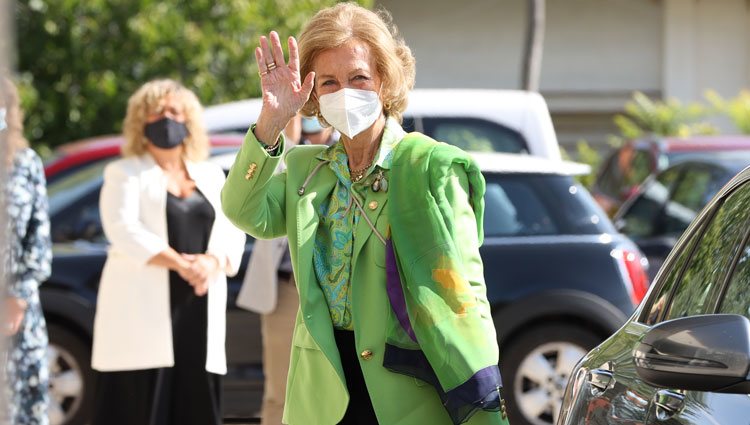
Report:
312,118,404,329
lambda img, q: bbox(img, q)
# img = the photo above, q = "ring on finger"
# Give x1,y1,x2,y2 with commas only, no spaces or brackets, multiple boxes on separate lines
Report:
259,69,269,76
266,62,277,71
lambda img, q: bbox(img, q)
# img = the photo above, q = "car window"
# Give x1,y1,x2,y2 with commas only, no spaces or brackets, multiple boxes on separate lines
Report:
663,183,750,321
619,166,681,238
597,146,653,200
483,180,557,236
422,117,527,154
627,149,653,189
51,189,105,243
483,175,612,237
660,166,719,237
642,225,699,325
719,236,750,319
401,116,417,133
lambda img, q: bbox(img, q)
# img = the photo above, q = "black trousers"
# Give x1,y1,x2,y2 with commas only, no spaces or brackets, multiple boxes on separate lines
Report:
334,329,379,425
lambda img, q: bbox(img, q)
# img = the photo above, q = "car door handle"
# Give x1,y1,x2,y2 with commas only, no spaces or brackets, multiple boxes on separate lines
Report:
653,389,685,420
587,368,614,394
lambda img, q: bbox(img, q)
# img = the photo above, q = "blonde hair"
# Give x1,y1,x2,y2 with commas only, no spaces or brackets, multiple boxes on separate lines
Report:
122,79,209,161
298,2,416,123
1,77,29,166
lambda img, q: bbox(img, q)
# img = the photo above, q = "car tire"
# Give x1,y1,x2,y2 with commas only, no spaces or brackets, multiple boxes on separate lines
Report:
500,323,600,425
47,323,95,425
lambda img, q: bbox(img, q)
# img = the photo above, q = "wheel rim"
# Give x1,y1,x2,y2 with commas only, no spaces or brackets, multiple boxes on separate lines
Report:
513,342,587,425
46,343,84,425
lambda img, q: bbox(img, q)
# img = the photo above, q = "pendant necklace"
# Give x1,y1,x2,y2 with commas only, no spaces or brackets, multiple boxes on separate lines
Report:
371,169,388,192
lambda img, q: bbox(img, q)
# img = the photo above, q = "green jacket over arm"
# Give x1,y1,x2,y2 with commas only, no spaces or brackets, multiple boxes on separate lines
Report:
221,128,508,425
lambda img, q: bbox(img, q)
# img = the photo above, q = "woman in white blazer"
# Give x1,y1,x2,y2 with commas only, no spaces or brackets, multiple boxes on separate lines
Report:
91,79,245,425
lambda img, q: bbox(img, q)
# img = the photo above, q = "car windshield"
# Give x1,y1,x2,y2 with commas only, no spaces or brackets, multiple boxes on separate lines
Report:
483,174,613,236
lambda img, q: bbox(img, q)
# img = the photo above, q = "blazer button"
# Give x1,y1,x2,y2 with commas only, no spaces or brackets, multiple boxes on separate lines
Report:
368,201,378,210
245,162,258,180
360,349,373,360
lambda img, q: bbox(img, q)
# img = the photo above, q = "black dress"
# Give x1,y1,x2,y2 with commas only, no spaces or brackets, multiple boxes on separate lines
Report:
93,190,221,425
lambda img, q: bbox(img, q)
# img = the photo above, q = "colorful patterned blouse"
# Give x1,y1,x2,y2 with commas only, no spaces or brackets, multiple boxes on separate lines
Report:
312,118,405,330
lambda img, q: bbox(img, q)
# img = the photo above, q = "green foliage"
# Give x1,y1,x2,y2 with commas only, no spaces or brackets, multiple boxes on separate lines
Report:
612,91,718,143
13,0,372,150
560,139,602,189
705,89,750,134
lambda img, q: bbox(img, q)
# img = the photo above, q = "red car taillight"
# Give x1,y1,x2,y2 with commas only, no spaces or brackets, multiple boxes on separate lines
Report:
612,249,650,305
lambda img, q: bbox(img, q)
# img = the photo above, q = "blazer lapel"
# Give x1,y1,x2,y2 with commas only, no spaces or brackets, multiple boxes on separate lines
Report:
352,180,389,265
295,159,337,309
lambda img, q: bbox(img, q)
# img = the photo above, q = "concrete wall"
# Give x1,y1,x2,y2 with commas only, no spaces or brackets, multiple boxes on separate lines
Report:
377,0,750,147
378,0,661,96
663,0,750,102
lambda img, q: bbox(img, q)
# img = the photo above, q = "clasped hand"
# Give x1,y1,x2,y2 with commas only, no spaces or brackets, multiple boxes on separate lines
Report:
177,254,219,297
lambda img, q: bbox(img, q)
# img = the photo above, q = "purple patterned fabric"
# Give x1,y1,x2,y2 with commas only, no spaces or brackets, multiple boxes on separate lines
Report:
383,343,503,424
385,238,417,341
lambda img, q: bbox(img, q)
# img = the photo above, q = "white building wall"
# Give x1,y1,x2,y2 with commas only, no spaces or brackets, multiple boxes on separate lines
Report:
378,0,661,98
664,0,750,102
377,0,750,146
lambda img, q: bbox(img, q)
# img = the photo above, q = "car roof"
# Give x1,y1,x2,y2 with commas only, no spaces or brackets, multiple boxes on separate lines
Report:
202,88,562,160
629,135,750,153
211,149,589,176
203,89,551,132
471,152,590,175
662,151,750,174
44,133,246,178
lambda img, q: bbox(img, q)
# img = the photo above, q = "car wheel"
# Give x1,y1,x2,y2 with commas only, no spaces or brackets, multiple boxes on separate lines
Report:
46,323,94,425
500,323,600,425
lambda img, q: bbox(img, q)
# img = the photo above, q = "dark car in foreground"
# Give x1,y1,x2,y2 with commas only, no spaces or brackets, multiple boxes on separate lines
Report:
43,148,645,425
614,151,750,279
558,165,750,425
592,135,750,216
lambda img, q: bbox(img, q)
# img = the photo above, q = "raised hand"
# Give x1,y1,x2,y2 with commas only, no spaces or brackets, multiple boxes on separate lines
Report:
254,31,315,145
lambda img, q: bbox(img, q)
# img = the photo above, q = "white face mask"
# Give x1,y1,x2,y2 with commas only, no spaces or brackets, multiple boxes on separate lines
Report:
318,88,382,139
0,108,7,132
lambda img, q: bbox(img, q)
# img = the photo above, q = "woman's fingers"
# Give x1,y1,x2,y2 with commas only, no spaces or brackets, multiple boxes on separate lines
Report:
301,72,316,98
269,31,286,70
259,35,274,69
288,36,300,73
255,47,268,75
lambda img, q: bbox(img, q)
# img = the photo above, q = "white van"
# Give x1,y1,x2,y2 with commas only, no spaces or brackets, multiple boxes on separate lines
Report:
203,88,561,160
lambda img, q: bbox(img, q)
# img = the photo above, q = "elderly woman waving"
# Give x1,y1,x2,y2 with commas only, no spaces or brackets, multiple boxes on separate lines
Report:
222,3,508,425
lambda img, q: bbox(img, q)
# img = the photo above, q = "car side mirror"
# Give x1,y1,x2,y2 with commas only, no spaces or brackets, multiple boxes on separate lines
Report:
634,314,750,394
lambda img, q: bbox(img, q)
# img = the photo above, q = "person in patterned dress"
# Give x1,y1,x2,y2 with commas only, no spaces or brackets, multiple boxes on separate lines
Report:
1,77,52,425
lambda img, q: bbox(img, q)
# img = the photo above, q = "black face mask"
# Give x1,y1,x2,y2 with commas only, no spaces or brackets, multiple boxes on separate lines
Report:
144,117,189,149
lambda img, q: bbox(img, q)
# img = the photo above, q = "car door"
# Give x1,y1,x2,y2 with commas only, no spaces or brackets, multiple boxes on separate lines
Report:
570,179,750,425
641,181,750,424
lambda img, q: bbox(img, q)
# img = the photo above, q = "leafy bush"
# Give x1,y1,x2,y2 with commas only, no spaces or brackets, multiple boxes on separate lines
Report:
705,89,750,134
11,0,371,150
612,91,718,143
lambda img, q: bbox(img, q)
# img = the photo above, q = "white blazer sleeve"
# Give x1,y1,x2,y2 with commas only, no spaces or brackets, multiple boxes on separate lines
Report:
204,165,246,277
99,161,169,264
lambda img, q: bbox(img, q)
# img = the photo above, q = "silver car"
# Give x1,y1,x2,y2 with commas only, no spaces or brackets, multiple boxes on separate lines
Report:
558,165,750,425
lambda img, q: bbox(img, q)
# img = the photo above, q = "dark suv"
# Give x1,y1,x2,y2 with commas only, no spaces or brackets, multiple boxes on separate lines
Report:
614,151,750,279
592,135,750,216
43,149,644,425
558,165,750,425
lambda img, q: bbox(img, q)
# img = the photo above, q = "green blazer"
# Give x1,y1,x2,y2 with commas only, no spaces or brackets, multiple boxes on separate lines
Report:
221,131,508,425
